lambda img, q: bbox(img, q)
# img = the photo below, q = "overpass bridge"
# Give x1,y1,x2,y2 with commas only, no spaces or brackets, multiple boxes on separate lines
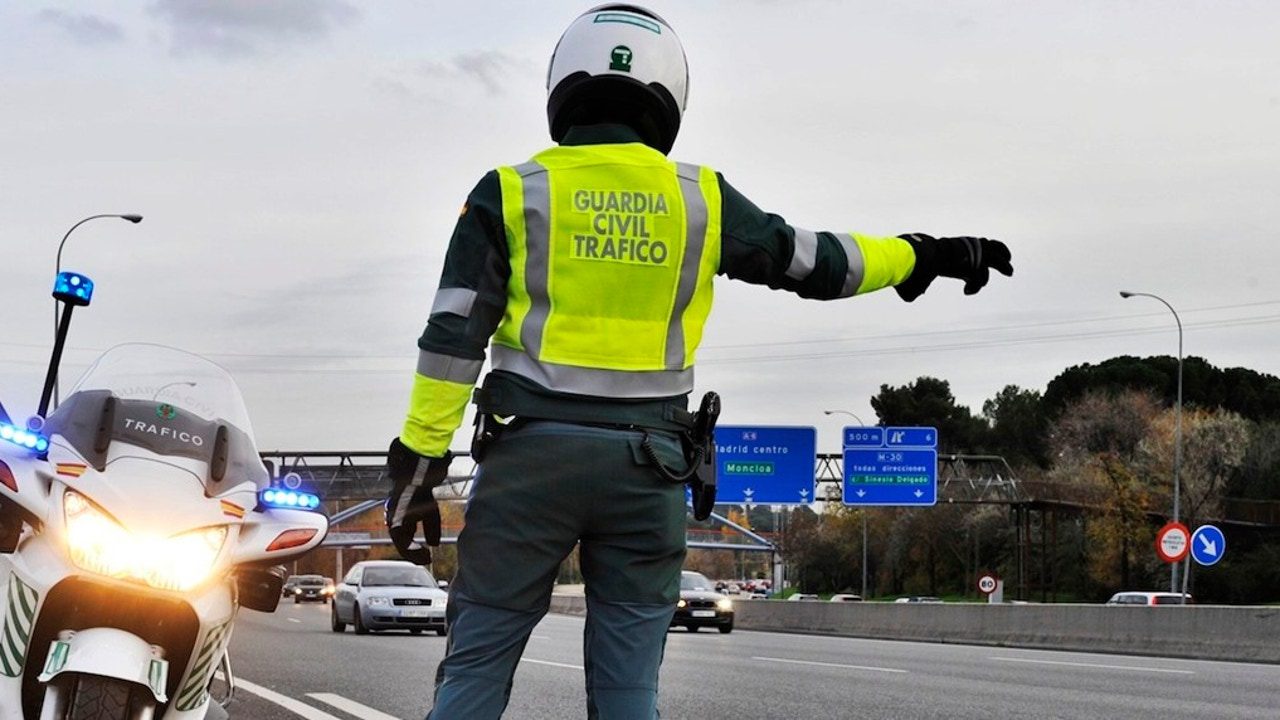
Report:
260,449,1280,600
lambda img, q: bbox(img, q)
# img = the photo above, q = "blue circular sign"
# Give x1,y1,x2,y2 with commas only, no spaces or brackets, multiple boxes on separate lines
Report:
1190,524,1226,566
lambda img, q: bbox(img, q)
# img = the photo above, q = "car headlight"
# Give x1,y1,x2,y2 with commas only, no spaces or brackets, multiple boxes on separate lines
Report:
64,490,227,592
366,596,389,606
676,599,687,608
716,598,733,611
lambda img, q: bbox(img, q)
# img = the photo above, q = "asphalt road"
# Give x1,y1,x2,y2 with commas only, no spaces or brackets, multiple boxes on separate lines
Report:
224,601,1280,720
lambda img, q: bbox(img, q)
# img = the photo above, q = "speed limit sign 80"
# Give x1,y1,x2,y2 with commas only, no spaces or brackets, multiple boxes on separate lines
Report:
977,573,999,595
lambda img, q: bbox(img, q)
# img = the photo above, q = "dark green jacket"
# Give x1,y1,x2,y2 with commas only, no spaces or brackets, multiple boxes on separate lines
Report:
402,124,916,456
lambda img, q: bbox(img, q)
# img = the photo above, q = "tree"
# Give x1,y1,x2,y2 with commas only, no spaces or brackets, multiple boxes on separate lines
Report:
1140,408,1249,529
1044,355,1280,422
871,376,989,453
983,385,1050,469
1229,421,1280,501
685,548,735,581
1047,391,1163,590
1049,389,1160,462
781,506,866,594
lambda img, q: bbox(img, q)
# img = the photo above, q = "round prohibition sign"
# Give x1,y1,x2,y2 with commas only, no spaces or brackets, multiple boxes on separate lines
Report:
1155,521,1191,563
977,573,999,595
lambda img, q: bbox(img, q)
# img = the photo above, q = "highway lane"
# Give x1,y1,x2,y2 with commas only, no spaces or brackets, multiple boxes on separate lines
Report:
224,602,1280,719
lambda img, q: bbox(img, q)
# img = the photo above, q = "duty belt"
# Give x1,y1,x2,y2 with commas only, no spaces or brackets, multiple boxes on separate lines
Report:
472,384,694,433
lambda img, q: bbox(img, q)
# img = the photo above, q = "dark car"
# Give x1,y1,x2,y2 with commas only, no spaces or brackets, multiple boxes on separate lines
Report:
291,574,334,604
671,570,733,634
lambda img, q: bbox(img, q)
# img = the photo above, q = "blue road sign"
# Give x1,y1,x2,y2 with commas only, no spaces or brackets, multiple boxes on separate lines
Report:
843,427,884,448
842,426,938,507
884,427,937,448
1190,524,1226,566
714,425,816,505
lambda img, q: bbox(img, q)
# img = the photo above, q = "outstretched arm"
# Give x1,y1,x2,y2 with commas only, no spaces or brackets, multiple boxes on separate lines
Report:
717,175,1012,301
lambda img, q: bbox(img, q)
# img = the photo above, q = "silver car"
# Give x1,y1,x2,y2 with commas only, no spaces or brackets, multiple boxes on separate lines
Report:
330,560,449,635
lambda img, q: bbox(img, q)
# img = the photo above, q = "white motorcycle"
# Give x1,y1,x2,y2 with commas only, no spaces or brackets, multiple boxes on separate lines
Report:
1,330,328,718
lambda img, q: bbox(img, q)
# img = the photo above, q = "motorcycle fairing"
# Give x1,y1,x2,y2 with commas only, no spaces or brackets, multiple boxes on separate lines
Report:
43,390,267,495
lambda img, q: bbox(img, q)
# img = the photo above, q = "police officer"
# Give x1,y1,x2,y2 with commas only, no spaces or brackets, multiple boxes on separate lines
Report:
384,5,1013,719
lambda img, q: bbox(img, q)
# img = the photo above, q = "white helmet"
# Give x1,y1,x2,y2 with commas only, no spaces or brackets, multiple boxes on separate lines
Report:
547,4,689,154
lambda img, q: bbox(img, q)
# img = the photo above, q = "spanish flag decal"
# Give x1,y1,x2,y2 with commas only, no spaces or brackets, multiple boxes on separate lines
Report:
54,463,86,478
220,500,245,519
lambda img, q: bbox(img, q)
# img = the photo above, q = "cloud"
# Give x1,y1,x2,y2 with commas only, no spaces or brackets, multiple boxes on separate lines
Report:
37,8,125,45
149,0,359,59
378,51,523,101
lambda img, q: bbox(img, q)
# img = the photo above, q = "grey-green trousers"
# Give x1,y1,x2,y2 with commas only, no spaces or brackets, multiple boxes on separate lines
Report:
425,421,688,720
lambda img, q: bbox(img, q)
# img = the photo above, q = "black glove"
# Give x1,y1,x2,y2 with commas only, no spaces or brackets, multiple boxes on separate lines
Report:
894,233,1013,302
384,438,452,566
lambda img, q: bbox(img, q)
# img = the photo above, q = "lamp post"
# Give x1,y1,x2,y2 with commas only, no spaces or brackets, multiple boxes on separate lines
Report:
152,381,196,401
824,408,871,598
1119,290,1183,593
52,214,143,408
823,409,867,425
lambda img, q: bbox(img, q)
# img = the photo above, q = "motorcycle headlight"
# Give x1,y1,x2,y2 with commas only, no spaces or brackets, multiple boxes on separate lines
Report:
716,598,733,611
64,490,227,592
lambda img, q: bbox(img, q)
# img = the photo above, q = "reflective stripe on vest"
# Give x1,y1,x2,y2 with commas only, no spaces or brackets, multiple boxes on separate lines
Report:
494,146,721,398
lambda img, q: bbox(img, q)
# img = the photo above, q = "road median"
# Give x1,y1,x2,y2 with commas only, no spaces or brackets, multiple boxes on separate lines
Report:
548,596,1280,663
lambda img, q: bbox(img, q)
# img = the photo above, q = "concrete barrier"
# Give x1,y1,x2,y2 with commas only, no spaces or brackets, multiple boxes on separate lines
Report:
548,595,1280,663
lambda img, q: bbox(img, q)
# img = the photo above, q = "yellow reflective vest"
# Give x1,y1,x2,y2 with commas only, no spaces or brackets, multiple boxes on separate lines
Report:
491,142,721,398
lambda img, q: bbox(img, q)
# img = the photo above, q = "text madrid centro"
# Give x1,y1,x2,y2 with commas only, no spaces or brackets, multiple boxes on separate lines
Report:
716,443,792,455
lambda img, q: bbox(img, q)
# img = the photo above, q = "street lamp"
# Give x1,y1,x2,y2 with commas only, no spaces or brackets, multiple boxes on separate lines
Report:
823,409,867,425
152,381,197,401
1119,290,1183,593
52,214,143,408
824,408,871,598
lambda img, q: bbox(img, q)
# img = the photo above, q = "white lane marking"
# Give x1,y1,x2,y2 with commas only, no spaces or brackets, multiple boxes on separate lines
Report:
522,657,584,670
231,677,345,720
308,692,403,720
529,634,551,640
288,618,302,623
990,656,1195,675
752,656,907,674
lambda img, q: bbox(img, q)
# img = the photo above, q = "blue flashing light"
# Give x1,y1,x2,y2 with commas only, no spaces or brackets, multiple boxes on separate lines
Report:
0,421,49,454
53,272,95,306
259,488,320,511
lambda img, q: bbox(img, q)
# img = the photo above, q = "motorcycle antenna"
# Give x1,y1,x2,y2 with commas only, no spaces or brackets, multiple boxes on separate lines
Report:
37,272,95,418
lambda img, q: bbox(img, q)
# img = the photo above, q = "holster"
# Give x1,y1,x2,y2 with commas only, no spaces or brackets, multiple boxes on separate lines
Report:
641,391,720,520
470,412,505,464
686,392,719,521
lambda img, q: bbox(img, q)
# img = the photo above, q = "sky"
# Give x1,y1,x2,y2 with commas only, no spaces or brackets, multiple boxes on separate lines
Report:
2,1,1279,454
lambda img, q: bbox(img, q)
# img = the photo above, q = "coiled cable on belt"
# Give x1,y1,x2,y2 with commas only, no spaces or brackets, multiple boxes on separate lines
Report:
641,431,703,483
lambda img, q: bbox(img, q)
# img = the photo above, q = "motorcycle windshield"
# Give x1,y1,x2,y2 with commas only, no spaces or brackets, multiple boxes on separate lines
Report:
46,343,268,492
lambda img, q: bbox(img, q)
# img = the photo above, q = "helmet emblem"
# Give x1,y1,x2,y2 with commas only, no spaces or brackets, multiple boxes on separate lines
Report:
156,403,177,420
609,45,633,73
